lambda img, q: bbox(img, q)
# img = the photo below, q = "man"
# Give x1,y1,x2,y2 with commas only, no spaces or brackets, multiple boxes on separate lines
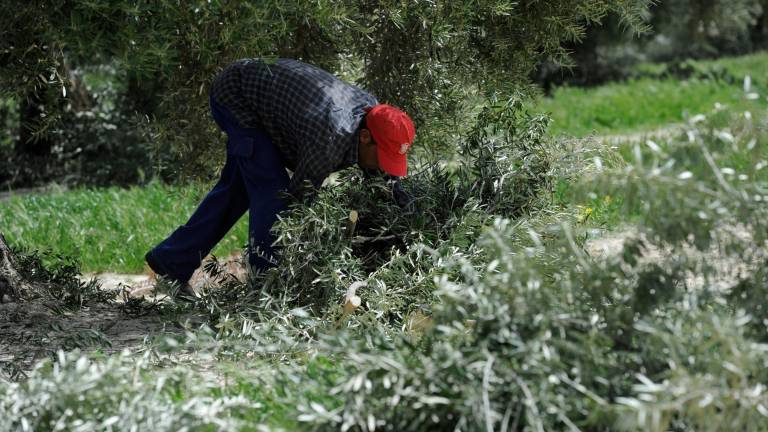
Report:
145,58,416,293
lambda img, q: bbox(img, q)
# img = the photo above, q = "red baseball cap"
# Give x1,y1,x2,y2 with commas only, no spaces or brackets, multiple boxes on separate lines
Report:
365,104,416,177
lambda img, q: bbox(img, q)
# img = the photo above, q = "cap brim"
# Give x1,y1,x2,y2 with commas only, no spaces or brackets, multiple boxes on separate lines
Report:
377,145,407,177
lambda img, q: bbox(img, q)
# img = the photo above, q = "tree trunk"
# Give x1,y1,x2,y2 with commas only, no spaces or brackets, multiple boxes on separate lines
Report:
0,232,32,301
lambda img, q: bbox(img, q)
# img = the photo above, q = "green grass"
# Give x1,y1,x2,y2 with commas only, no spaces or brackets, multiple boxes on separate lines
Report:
0,182,249,273
634,51,768,84
558,97,768,232
545,53,768,231
537,51,768,137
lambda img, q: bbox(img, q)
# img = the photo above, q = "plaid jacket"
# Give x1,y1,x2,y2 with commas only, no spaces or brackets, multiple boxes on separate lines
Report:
211,58,378,197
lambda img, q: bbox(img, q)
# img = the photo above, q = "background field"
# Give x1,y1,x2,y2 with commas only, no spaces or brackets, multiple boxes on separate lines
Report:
538,52,768,137
0,183,249,273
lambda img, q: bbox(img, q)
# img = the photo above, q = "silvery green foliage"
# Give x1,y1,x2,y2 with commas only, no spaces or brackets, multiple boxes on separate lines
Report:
282,106,768,431
457,95,553,216
262,96,553,315
0,351,253,431
573,108,768,430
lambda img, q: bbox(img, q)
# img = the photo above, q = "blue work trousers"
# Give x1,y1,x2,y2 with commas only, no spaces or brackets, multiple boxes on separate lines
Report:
150,96,290,284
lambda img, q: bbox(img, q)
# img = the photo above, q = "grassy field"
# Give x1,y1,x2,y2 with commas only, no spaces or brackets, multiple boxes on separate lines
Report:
0,182,249,273
538,51,768,137
541,52,768,229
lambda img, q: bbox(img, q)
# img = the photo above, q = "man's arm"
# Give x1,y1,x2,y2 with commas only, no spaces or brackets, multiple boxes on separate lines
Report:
390,177,415,210
287,143,334,201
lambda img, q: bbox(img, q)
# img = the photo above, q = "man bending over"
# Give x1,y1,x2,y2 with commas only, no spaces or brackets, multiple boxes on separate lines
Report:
145,58,415,294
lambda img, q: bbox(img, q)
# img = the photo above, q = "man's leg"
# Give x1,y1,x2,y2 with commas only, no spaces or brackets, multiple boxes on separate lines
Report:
148,157,249,284
235,130,290,271
147,94,256,284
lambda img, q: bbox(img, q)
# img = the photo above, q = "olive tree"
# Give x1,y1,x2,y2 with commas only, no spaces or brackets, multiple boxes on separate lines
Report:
1,0,652,179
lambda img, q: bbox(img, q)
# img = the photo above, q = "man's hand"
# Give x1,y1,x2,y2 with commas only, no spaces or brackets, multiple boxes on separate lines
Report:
389,177,415,213
362,169,415,212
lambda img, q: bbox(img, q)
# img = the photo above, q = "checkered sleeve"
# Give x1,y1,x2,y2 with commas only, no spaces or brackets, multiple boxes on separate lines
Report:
287,128,339,199
288,149,329,198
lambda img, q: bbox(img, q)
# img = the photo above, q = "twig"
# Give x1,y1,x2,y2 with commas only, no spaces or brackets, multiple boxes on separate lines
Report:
351,234,397,244
504,403,523,432
346,210,358,238
337,281,367,324
511,371,545,432
701,145,736,195
483,354,496,432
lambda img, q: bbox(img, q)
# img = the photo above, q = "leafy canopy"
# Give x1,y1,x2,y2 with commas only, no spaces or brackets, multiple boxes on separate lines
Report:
1,0,652,174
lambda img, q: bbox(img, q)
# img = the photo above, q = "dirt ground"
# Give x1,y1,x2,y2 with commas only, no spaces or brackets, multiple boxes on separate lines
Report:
0,254,248,379
585,225,756,293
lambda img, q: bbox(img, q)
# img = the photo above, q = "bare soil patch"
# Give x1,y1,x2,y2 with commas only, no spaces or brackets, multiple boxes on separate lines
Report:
0,300,182,379
0,253,248,380
585,225,757,293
